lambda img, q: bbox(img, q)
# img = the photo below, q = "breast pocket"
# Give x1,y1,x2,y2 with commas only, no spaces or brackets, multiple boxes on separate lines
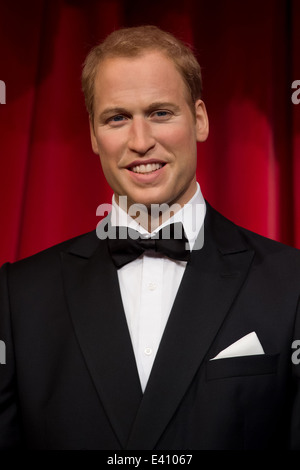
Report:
206,354,279,381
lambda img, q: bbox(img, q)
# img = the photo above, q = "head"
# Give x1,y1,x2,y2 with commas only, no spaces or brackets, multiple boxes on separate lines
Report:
82,26,209,222
82,25,203,123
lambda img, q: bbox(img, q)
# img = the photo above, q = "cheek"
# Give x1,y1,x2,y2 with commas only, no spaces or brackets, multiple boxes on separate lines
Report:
160,124,196,148
171,127,198,177
96,133,123,163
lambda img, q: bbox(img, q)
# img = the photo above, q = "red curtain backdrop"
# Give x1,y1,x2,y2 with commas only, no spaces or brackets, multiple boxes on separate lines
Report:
0,0,300,266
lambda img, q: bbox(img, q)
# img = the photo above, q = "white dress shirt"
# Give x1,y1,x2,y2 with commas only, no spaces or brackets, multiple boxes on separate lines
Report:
110,183,206,391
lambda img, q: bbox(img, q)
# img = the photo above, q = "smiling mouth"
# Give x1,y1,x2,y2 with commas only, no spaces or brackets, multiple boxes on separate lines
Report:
130,162,165,174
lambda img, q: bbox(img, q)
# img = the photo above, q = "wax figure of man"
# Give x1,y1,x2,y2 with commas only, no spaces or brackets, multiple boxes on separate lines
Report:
1,25,300,450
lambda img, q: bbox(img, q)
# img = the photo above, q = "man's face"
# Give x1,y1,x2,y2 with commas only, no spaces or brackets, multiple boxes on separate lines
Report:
90,51,209,210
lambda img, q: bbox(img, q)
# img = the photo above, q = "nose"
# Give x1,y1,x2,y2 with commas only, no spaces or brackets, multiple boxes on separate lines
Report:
128,117,156,155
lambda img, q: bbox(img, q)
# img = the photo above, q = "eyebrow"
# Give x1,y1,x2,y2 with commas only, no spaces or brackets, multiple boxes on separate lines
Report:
145,102,181,114
98,102,180,122
98,107,128,122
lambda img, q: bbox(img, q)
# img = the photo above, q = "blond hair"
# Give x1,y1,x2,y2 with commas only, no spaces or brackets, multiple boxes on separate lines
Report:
82,25,202,121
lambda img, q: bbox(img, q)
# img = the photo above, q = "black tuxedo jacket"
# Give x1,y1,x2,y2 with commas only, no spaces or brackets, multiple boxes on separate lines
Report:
1,203,300,450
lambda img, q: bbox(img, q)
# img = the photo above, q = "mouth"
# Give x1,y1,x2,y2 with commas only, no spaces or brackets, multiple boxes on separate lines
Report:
127,161,166,175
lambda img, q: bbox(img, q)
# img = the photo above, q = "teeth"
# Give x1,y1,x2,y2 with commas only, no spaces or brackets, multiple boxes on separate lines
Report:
131,163,163,174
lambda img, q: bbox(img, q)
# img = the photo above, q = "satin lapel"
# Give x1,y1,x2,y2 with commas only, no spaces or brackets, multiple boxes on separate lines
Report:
60,231,142,448
126,205,255,449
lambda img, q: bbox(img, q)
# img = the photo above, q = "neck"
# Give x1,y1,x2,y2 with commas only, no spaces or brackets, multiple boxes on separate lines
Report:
116,196,182,232
114,182,198,233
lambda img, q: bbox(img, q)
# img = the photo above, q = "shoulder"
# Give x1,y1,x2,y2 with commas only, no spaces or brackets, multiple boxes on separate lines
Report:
206,202,300,275
1,230,101,283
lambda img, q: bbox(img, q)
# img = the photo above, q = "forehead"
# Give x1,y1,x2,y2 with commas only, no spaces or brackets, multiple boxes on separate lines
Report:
93,51,188,107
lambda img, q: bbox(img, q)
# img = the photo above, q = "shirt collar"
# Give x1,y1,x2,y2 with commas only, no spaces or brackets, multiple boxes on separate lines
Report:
111,182,206,251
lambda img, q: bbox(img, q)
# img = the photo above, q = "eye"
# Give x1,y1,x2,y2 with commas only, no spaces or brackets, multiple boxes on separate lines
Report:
107,114,128,125
112,115,125,121
151,110,172,120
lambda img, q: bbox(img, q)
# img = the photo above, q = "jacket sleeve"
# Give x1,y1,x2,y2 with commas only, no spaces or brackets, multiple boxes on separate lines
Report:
0,263,22,449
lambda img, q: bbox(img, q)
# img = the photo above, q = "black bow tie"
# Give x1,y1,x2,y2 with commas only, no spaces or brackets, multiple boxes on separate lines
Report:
107,222,190,268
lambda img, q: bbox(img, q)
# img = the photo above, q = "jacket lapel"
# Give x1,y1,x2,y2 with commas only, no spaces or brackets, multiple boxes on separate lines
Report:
126,204,255,449
60,205,256,450
60,229,142,449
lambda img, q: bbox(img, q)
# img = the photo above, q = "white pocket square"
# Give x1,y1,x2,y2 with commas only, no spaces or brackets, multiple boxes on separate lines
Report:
210,332,264,360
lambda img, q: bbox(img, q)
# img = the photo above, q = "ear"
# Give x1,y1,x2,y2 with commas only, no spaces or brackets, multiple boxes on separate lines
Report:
194,99,209,142
89,117,99,155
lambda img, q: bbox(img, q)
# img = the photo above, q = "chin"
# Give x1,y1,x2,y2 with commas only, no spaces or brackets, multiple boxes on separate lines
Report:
130,189,173,207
